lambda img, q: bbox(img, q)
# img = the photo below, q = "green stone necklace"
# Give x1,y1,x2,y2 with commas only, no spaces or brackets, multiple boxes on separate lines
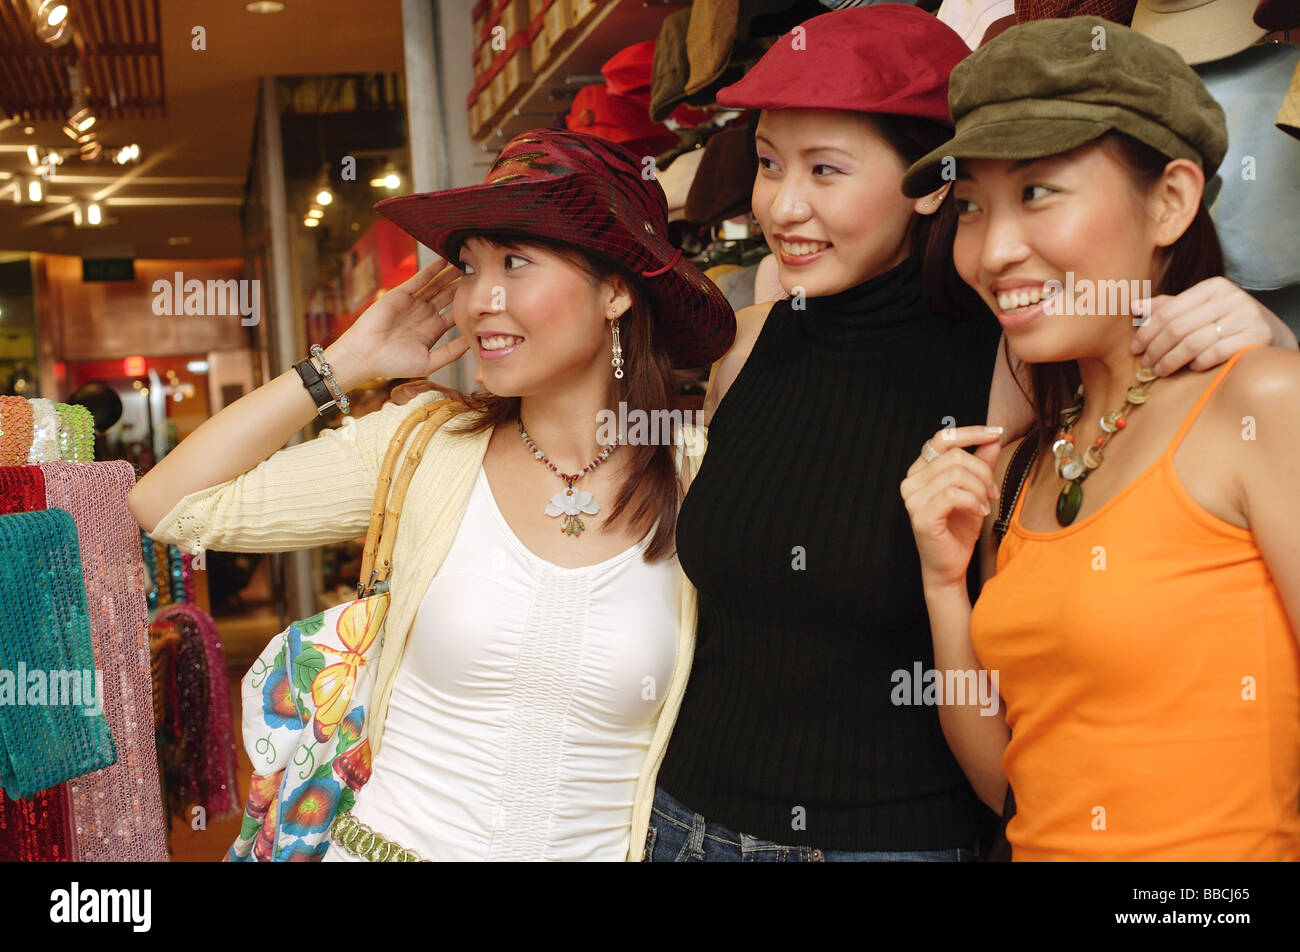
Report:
1052,366,1158,526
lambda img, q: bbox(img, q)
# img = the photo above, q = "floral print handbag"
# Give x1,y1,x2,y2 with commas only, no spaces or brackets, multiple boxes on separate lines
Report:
226,398,467,861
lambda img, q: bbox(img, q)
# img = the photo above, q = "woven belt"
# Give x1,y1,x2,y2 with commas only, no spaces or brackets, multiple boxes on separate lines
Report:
330,810,430,862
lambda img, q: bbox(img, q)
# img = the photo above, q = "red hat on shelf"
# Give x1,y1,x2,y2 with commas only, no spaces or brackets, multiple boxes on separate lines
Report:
566,83,680,156
715,3,971,124
602,41,656,98
373,129,736,369
604,39,714,129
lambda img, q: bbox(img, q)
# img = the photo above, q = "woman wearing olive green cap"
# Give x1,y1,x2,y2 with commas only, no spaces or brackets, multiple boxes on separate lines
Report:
902,15,1300,860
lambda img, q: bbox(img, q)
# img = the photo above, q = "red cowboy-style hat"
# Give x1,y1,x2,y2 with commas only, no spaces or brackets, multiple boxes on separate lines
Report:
373,129,735,368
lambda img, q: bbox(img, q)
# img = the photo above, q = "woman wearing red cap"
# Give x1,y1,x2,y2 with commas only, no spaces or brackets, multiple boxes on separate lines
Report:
648,4,1294,861
132,130,735,861
901,16,1300,860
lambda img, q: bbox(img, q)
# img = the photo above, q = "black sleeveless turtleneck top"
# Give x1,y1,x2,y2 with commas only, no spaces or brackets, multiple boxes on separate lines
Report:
659,254,1002,850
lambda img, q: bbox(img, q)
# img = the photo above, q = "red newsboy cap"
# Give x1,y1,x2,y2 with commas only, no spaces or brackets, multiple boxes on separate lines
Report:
715,3,971,126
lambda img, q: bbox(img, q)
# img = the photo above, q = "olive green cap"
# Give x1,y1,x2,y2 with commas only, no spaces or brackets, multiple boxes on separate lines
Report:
901,16,1228,198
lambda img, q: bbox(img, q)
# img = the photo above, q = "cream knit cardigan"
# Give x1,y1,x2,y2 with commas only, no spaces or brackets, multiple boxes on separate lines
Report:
148,390,705,861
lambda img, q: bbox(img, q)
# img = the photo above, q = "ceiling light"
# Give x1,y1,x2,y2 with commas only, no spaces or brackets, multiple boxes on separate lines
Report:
307,207,323,219
27,178,42,203
23,126,34,135
370,165,401,189
27,146,39,166
30,1,71,45
304,217,320,227
73,200,102,226
67,107,95,133
316,189,332,206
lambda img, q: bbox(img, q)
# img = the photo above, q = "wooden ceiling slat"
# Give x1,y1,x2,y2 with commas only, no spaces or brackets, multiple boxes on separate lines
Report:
79,0,114,119
0,2,29,118
109,0,137,116
152,0,164,117
127,0,144,116
0,0,163,121
99,0,125,116
0,0,45,119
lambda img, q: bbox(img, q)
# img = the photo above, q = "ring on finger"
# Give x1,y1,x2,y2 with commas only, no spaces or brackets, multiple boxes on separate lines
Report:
921,440,940,462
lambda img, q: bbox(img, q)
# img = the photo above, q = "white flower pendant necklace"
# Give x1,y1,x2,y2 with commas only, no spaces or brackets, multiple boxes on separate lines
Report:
518,418,618,537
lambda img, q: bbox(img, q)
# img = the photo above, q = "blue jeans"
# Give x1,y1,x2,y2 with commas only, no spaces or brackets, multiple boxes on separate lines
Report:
645,786,976,862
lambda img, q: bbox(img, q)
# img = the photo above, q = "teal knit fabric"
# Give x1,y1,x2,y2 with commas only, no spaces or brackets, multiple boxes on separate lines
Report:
0,508,117,798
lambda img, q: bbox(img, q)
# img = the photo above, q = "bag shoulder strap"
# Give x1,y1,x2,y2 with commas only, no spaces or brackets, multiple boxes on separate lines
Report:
358,398,469,596
992,432,1040,550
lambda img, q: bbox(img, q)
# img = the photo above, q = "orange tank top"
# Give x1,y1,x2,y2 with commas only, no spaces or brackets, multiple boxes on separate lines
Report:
971,346,1300,861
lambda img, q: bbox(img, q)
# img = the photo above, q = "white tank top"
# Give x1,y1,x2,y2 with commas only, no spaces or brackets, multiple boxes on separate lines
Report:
322,465,679,861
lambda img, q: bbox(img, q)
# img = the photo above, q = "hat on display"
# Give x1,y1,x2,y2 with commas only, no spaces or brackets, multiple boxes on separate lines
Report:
373,129,736,369
937,0,1017,48
653,2,819,121
602,41,656,98
1254,0,1300,30
566,84,680,157
1130,0,1266,65
657,147,708,221
685,123,758,224
605,39,714,129
715,3,972,124
650,10,696,122
1014,0,1137,23
901,16,1228,196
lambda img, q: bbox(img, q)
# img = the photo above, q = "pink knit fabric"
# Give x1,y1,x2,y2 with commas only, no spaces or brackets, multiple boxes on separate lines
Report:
41,461,169,861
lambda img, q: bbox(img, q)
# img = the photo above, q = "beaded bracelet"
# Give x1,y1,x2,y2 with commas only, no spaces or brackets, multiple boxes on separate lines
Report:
309,344,351,415
26,398,61,463
0,396,34,466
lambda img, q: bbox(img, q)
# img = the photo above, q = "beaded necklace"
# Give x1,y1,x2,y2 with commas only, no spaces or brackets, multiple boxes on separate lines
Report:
1052,366,1157,526
517,417,617,537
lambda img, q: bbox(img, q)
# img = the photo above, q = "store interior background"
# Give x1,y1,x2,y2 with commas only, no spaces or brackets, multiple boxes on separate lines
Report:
1,0,707,860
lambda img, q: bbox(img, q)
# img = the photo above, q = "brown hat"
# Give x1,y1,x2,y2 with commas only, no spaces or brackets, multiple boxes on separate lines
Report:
902,16,1228,197
1130,0,1267,65
685,123,757,224
650,10,694,123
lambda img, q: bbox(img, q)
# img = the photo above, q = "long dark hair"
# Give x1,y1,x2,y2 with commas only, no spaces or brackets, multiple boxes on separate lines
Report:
926,131,1225,452
445,231,682,562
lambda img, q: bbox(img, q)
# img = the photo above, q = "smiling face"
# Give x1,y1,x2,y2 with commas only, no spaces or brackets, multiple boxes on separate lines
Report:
452,236,630,398
950,141,1171,365
751,109,920,297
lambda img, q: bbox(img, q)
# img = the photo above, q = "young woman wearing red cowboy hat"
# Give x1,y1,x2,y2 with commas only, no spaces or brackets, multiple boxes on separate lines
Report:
648,3,1295,862
901,16,1300,860
131,129,735,861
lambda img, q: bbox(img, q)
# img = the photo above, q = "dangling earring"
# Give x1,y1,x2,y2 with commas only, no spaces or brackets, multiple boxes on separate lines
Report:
611,315,624,380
